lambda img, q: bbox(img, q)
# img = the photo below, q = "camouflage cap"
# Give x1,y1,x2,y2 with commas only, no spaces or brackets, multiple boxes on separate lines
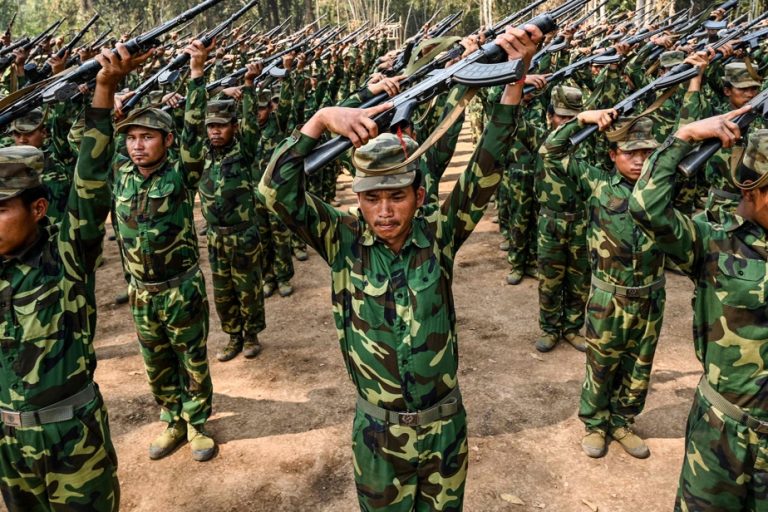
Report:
206,100,237,125
551,85,583,117
725,62,762,88
606,116,659,151
0,145,44,201
10,108,45,134
257,89,271,108
351,133,419,193
735,129,768,190
115,107,174,134
659,50,685,69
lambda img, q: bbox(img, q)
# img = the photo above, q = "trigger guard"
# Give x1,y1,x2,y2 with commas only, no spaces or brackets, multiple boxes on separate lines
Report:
452,59,524,87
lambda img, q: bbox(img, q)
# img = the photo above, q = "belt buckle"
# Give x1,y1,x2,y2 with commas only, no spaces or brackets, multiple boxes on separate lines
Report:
398,412,418,426
626,287,639,298
1,410,21,427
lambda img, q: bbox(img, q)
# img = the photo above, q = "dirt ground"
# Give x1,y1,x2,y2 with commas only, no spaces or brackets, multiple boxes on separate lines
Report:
45,124,702,511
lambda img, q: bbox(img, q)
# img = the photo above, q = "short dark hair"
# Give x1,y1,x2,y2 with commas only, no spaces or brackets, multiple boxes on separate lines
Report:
411,168,423,192
19,185,49,207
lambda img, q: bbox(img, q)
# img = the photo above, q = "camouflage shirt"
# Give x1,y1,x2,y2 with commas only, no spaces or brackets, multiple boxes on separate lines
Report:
541,119,665,286
0,107,112,411
631,136,768,419
257,103,520,411
112,77,206,282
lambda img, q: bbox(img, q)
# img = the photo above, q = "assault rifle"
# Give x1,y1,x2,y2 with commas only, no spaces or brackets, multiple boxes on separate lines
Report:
4,11,16,40
0,0,223,128
27,13,100,82
0,36,29,57
568,10,768,146
304,0,583,175
319,21,370,59
0,18,64,73
125,0,260,112
678,90,768,176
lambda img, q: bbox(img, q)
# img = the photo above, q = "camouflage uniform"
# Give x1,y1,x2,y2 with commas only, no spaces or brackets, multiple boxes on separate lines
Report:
197,97,265,356
630,129,768,511
540,117,666,436
0,115,119,510
535,86,590,342
257,102,520,511
112,79,213,429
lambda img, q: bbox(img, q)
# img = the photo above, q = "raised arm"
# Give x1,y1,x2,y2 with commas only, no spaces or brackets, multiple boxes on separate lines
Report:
179,38,212,189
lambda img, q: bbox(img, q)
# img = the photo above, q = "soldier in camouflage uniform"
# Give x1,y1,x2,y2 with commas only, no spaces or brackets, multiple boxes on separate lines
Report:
629,106,768,511
0,42,143,512
256,25,541,511
111,40,215,462
534,85,589,352
541,112,666,460
196,80,265,362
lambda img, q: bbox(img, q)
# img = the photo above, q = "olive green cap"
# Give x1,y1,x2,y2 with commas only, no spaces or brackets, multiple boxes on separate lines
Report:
659,50,685,69
725,62,762,88
206,100,237,125
115,107,174,134
351,133,419,193
606,116,659,151
0,145,44,201
10,108,45,134
735,129,768,190
551,85,583,117
257,89,271,107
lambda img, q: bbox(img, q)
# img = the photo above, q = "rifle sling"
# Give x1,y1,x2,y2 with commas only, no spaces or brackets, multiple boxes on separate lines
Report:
606,86,677,142
352,87,477,176
404,37,462,77
744,56,762,82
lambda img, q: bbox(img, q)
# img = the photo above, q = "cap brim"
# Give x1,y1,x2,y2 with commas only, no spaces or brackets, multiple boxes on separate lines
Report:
352,171,416,193
553,107,579,117
205,116,232,125
115,120,169,134
617,140,660,151
10,124,42,134
0,189,24,202
730,80,762,89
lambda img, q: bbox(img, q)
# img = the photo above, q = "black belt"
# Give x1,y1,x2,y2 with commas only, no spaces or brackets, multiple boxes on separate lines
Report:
356,387,462,427
130,264,200,293
209,221,251,235
539,206,586,222
0,383,96,428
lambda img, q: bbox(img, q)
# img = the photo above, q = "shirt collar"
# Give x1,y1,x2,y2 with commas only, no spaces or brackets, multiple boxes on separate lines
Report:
1,221,50,268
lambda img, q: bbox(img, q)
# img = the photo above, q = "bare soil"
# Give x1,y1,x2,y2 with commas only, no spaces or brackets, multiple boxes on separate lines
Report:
24,124,703,511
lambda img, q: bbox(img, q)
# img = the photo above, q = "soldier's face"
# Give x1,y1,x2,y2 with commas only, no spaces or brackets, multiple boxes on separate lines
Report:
125,127,173,169
12,128,46,149
610,147,653,182
257,107,270,124
725,86,759,109
0,196,47,257
357,186,426,252
207,122,237,148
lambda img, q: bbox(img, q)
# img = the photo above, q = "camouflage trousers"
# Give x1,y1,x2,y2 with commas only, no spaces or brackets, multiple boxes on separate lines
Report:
504,166,538,271
353,407,468,511
675,388,768,511
0,393,119,512
578,287,665,432
207,225,265,337
255,202,295,284
536,211,589,336
128,269,213,426
41,175,70,225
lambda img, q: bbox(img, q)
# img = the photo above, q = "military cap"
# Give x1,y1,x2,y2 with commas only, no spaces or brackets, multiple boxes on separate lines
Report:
703,20,728,30
735,129,768,190
115,107,174,134
256,90,271,108
206,100,237,125
10,108,45,134
0,146,44,201
606,116,659,151
724,62,762,88
551,85,583,117
659,51,685,69
351,133,419,193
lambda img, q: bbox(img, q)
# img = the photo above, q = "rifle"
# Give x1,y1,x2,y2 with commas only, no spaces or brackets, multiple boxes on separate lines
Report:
124,0,260,113
264,16,293,39
319,21,370,59
677,91,768,176
28,13,100,82
0,0,223,129
305,0,582,175
532,0,608,64
0,18,64,73
4,11,16,40
125,20,144,39
568,10,768,146
0,36,29,57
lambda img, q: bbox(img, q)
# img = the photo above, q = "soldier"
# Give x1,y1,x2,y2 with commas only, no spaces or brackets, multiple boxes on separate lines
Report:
0,42,144,512
256,24,542,511
195,69,266,363
540,112,666,460
111,39,215,462
628,105,765,510
534,85,589,352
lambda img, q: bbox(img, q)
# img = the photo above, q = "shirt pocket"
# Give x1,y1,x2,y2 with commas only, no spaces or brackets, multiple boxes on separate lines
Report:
350,273,390,330
13,281,62,342
147,180,178,217
715,253,766,310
